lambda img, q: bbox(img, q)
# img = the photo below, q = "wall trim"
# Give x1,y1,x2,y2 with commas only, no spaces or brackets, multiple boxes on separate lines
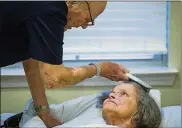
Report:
1,67,178,88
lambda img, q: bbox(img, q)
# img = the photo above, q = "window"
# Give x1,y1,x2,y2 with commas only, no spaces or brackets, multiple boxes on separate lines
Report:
63,1,170,68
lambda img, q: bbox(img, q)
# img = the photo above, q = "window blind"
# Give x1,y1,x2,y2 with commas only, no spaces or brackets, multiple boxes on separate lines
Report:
63,2,169,60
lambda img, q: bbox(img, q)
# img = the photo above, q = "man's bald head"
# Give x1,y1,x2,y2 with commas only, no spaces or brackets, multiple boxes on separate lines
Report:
66,1,107,19
65,1,107,30
87,1,107,19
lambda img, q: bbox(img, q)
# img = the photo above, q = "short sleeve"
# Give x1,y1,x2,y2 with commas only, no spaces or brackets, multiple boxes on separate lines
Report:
26,11,67,65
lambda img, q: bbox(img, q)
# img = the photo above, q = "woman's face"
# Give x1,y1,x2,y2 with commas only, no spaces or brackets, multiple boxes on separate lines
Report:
102,83,138,121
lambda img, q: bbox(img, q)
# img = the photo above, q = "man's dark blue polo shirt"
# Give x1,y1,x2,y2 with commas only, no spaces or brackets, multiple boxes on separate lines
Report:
0,1,68,67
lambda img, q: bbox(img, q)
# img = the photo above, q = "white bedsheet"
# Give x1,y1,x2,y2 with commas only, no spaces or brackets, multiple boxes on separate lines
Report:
22,105,181,128
161,105,181,128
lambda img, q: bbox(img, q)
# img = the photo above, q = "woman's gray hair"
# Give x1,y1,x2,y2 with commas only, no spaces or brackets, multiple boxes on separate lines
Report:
129,81,162,128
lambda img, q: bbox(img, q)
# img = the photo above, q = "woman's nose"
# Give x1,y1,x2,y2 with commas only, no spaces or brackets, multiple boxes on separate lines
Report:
109,93,116,99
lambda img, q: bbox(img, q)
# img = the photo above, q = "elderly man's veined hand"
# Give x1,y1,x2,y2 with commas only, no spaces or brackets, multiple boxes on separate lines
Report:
99,62,129,82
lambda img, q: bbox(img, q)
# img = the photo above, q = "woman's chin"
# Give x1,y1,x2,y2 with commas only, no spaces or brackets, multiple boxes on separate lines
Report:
102,104,117,116
102,107,122,125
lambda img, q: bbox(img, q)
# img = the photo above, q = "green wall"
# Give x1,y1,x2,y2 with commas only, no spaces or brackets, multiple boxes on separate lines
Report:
1,2,181,113
157,1,181,107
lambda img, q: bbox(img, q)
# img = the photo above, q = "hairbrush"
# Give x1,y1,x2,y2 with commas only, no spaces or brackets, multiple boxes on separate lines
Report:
125,73,152,93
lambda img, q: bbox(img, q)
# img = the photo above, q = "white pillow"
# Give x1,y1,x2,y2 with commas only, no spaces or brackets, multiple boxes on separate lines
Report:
23,116,46,128
149,89,161,108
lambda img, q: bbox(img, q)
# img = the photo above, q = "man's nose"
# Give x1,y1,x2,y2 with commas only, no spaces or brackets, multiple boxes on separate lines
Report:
81,25,88,29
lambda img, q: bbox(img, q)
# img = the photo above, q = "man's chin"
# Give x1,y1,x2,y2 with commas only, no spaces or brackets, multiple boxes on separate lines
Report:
64,25,72,30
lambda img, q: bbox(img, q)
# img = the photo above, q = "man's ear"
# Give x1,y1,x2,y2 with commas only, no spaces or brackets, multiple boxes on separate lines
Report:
66,1,73,8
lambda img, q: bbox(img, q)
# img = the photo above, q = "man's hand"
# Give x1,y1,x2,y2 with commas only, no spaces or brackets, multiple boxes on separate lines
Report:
39,110,62,128
99,62,129,81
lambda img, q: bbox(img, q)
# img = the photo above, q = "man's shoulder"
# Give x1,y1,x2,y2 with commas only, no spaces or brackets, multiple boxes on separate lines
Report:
0,1,68,28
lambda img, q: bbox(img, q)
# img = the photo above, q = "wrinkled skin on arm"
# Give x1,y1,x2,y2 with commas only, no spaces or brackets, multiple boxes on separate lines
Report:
38,61,97,89
39,61,129,89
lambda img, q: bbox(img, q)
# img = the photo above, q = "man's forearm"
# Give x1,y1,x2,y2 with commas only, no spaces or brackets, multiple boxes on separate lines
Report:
69,64,97,85
22,59,49,118
39,62,97,89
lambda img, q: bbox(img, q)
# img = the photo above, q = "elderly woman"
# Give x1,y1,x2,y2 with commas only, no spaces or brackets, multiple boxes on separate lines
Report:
19,82,161,128
102,82,161,128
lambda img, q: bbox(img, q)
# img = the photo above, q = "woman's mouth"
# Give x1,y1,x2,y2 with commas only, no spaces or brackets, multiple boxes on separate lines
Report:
107,100,117,105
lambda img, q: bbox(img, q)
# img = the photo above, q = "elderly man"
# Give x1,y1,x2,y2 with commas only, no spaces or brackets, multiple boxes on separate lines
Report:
19,82,162,128
0,1,129,127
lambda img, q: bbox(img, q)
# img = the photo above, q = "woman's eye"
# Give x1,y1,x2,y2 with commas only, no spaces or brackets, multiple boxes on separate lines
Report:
122,92,126,95
120,92,127,96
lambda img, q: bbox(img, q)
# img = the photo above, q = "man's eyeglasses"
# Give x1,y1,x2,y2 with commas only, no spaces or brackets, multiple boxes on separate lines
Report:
86,1,94,26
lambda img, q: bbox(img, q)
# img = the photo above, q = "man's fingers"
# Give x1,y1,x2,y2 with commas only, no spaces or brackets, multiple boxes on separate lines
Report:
119,72,129,81
123,68,130,73
118,66,129,73
124,74,129,81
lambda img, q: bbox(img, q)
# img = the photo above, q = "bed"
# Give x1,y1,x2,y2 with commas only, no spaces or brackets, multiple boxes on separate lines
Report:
1,89,181,128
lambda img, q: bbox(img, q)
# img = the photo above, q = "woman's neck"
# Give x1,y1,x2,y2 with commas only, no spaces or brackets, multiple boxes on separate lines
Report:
104,114,133,128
